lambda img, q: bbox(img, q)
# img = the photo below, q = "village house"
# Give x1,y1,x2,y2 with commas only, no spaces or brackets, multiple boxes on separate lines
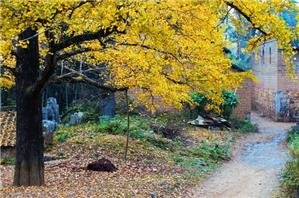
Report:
251,39,299,122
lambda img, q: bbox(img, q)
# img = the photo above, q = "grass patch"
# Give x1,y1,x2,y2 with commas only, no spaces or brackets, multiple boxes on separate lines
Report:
1,156,15,165
172,155,217,176
188,141,231,161
53,114,234,183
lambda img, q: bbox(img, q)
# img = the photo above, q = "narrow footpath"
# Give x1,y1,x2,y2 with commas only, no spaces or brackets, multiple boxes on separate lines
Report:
188,112,295,198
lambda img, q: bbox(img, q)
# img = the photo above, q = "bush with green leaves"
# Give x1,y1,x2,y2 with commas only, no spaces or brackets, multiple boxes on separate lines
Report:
62,101,100,123
279,127,299,197
231,118,258,133
190,92,210,115
281,160,299,196
287,127,299,158
221,91,239,118
191,90,239,118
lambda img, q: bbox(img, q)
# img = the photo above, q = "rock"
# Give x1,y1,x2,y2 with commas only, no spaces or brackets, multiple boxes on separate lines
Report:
149,192,158,198
42,97,60,144
69,112,84,125
43,120,57,132
42,120,58,145
42,97,60,123
188,115,206,126
87,158,117,172
188,114,231,129
44,155,60,162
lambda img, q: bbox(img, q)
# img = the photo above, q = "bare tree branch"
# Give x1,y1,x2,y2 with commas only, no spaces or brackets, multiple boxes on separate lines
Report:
52,65,127,92
57,48,94,60
117,42,184,65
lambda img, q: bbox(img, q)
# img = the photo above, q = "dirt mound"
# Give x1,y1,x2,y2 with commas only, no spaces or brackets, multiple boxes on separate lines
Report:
87,158,117,172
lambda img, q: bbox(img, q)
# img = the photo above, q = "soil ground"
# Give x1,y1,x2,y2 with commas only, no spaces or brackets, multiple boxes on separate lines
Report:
187,112,295,198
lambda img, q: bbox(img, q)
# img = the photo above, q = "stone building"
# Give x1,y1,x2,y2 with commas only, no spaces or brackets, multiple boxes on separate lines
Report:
251,39,299,121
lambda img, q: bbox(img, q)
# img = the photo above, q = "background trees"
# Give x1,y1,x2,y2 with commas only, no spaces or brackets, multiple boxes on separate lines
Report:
0,0,297,186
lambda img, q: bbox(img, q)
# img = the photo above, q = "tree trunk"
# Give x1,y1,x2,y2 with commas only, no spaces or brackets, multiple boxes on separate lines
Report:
13,28,44,186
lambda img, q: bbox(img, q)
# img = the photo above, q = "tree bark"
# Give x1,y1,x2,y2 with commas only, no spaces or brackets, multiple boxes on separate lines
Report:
13,28,44,186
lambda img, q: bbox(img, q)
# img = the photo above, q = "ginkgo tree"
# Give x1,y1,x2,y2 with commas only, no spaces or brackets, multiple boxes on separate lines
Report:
0,0,297,186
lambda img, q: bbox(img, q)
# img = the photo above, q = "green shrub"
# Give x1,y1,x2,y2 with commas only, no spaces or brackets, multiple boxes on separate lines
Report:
279,127,299,197
191,92,210,115
289,136,299,158
98,115,130,135
1,156,15,165
54,130,70,142
221,91,239,119
231,118,258,133
288,128,299,158
281,160,299,196
62,101,99,123
191,91,239,118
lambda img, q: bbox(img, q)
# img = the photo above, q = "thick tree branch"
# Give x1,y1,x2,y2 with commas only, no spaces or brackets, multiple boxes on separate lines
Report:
53,26,124,51
32,30,57,95
32,53,57,96
225,1,268,35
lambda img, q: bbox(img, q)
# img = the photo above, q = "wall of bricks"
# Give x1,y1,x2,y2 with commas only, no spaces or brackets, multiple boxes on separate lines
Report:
277,52,299,91
252,86,276,119
232,79,252,119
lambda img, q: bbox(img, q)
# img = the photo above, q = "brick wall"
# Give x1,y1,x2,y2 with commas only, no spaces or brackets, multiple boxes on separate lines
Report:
252,86,276,119
232,79,252,119
251,40,278,119
277,52,299,91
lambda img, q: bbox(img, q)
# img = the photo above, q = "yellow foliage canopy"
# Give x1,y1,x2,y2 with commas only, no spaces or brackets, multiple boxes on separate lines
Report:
0,0,297,111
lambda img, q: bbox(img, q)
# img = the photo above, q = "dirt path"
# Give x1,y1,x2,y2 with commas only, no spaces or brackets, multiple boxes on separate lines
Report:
188,112,295,198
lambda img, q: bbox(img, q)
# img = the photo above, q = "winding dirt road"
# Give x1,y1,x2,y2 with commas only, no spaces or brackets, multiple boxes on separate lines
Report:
188,112,295,198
